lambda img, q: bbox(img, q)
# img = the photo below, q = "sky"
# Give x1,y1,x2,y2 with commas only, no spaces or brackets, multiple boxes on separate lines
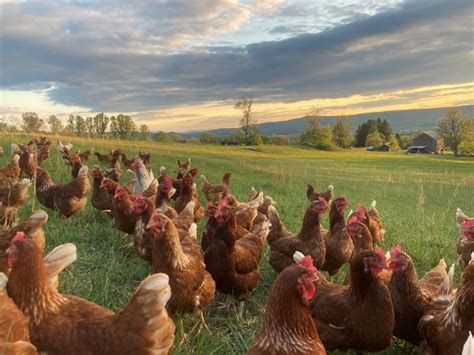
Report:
0,0,473,132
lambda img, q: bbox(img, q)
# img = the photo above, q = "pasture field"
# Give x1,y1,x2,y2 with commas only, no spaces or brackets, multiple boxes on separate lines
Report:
1,133,473,354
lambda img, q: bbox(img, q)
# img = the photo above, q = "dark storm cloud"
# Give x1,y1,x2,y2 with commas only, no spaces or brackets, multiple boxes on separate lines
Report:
0,0,473,112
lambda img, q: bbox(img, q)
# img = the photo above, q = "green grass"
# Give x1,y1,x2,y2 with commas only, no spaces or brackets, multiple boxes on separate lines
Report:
1,133,473,354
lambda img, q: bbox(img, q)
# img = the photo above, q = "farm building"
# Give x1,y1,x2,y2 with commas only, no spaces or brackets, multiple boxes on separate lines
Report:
407,131,444,154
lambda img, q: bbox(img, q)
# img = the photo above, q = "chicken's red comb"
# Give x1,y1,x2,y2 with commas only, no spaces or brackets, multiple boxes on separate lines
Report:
374,247,387,264
390,244,402,259
218,196,231,210
356,206,366,215
339,194,348,201
299,255,318,274
462,219,474,229
12,232,25,243
134,193,144,201
347,214,359,225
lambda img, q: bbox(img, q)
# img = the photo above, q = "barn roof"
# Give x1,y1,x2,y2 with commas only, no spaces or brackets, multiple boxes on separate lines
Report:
422,131,441,140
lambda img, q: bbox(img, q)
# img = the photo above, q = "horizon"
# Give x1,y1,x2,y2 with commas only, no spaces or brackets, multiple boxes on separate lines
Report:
1,0,473,132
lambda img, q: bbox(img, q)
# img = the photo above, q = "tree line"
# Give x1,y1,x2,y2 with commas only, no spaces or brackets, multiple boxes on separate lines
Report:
1,112,152,141
1,103,472,156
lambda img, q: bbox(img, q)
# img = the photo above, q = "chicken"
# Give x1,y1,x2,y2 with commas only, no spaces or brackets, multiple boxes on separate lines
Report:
132,194,156,262
0,154,21,185
18,147,36,178
104,159,122,182
418,253,474,355
0,146,3,157
132,158,156,195
204,201,265,300
225,193,261,231
0,210,48,274
175,170,204,222
456,208,474,269
347,202,384,244
35,137,52,165
155,175,176,210
321,195,353,278
120,152,135,169
200,172,231,202
248,253,326,355
310,249,394,352
0,179,32,227
202,197,256,251
388,245,450,345
70,155,84,178
306,184,334,203
94,150,114,163
177,158,191,172
56,140,73,155
344,219,391,286
90,165,113,211
109,186,136,234
79,148,94,162
146,212,215,328
36,166,90,217
139,151,152,172
267,204,293,244
0,273,32,347
7,232,175,354
269,197,329,273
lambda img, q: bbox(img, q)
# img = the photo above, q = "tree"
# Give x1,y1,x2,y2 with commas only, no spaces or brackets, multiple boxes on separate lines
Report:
85,117,94,137
366,131,384,147
199,132,219,144
354,119,379,146
21,112,43,132
332,120,352,148
389,135,401,151
139,124,151,141
436,108,472,157
458,130,474,156
74,115,87,136
377,119,392,141
234,98,256,145
93,113,109,137
48,115,63,134
110,114,137,140
65,115,75,134
155,131,170,142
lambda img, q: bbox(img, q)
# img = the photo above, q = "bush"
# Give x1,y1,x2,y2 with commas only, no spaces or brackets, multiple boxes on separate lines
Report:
458,131,474,156
270,135,290,145
199,132,219,144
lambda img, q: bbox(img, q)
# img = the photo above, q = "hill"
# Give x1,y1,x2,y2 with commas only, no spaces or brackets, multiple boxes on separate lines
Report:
183,105,474,137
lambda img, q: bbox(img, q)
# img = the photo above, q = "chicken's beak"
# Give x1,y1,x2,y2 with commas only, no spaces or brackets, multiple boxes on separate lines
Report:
146,219,156,230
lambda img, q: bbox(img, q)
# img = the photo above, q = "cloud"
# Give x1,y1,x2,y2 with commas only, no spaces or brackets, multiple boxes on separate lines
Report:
0,0,473,128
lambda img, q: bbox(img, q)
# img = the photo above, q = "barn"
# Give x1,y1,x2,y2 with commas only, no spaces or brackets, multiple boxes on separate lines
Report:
408,131,444,154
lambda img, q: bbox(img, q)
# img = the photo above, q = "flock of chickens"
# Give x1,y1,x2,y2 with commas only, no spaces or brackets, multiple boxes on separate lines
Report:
0,136,473,355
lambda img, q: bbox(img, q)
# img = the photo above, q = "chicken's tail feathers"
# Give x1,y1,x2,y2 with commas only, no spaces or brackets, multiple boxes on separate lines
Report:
29,209,49,224
0,272,7,290
77,165,89,178
370,199,377,210
462,331,474,355
200,175,209,185
189,223,198,239
1,341,37,355
118,273,175,353
436,263,455,301
44,243,77,289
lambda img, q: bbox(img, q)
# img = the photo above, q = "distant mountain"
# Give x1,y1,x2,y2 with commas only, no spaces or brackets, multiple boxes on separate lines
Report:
181,105,474,137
